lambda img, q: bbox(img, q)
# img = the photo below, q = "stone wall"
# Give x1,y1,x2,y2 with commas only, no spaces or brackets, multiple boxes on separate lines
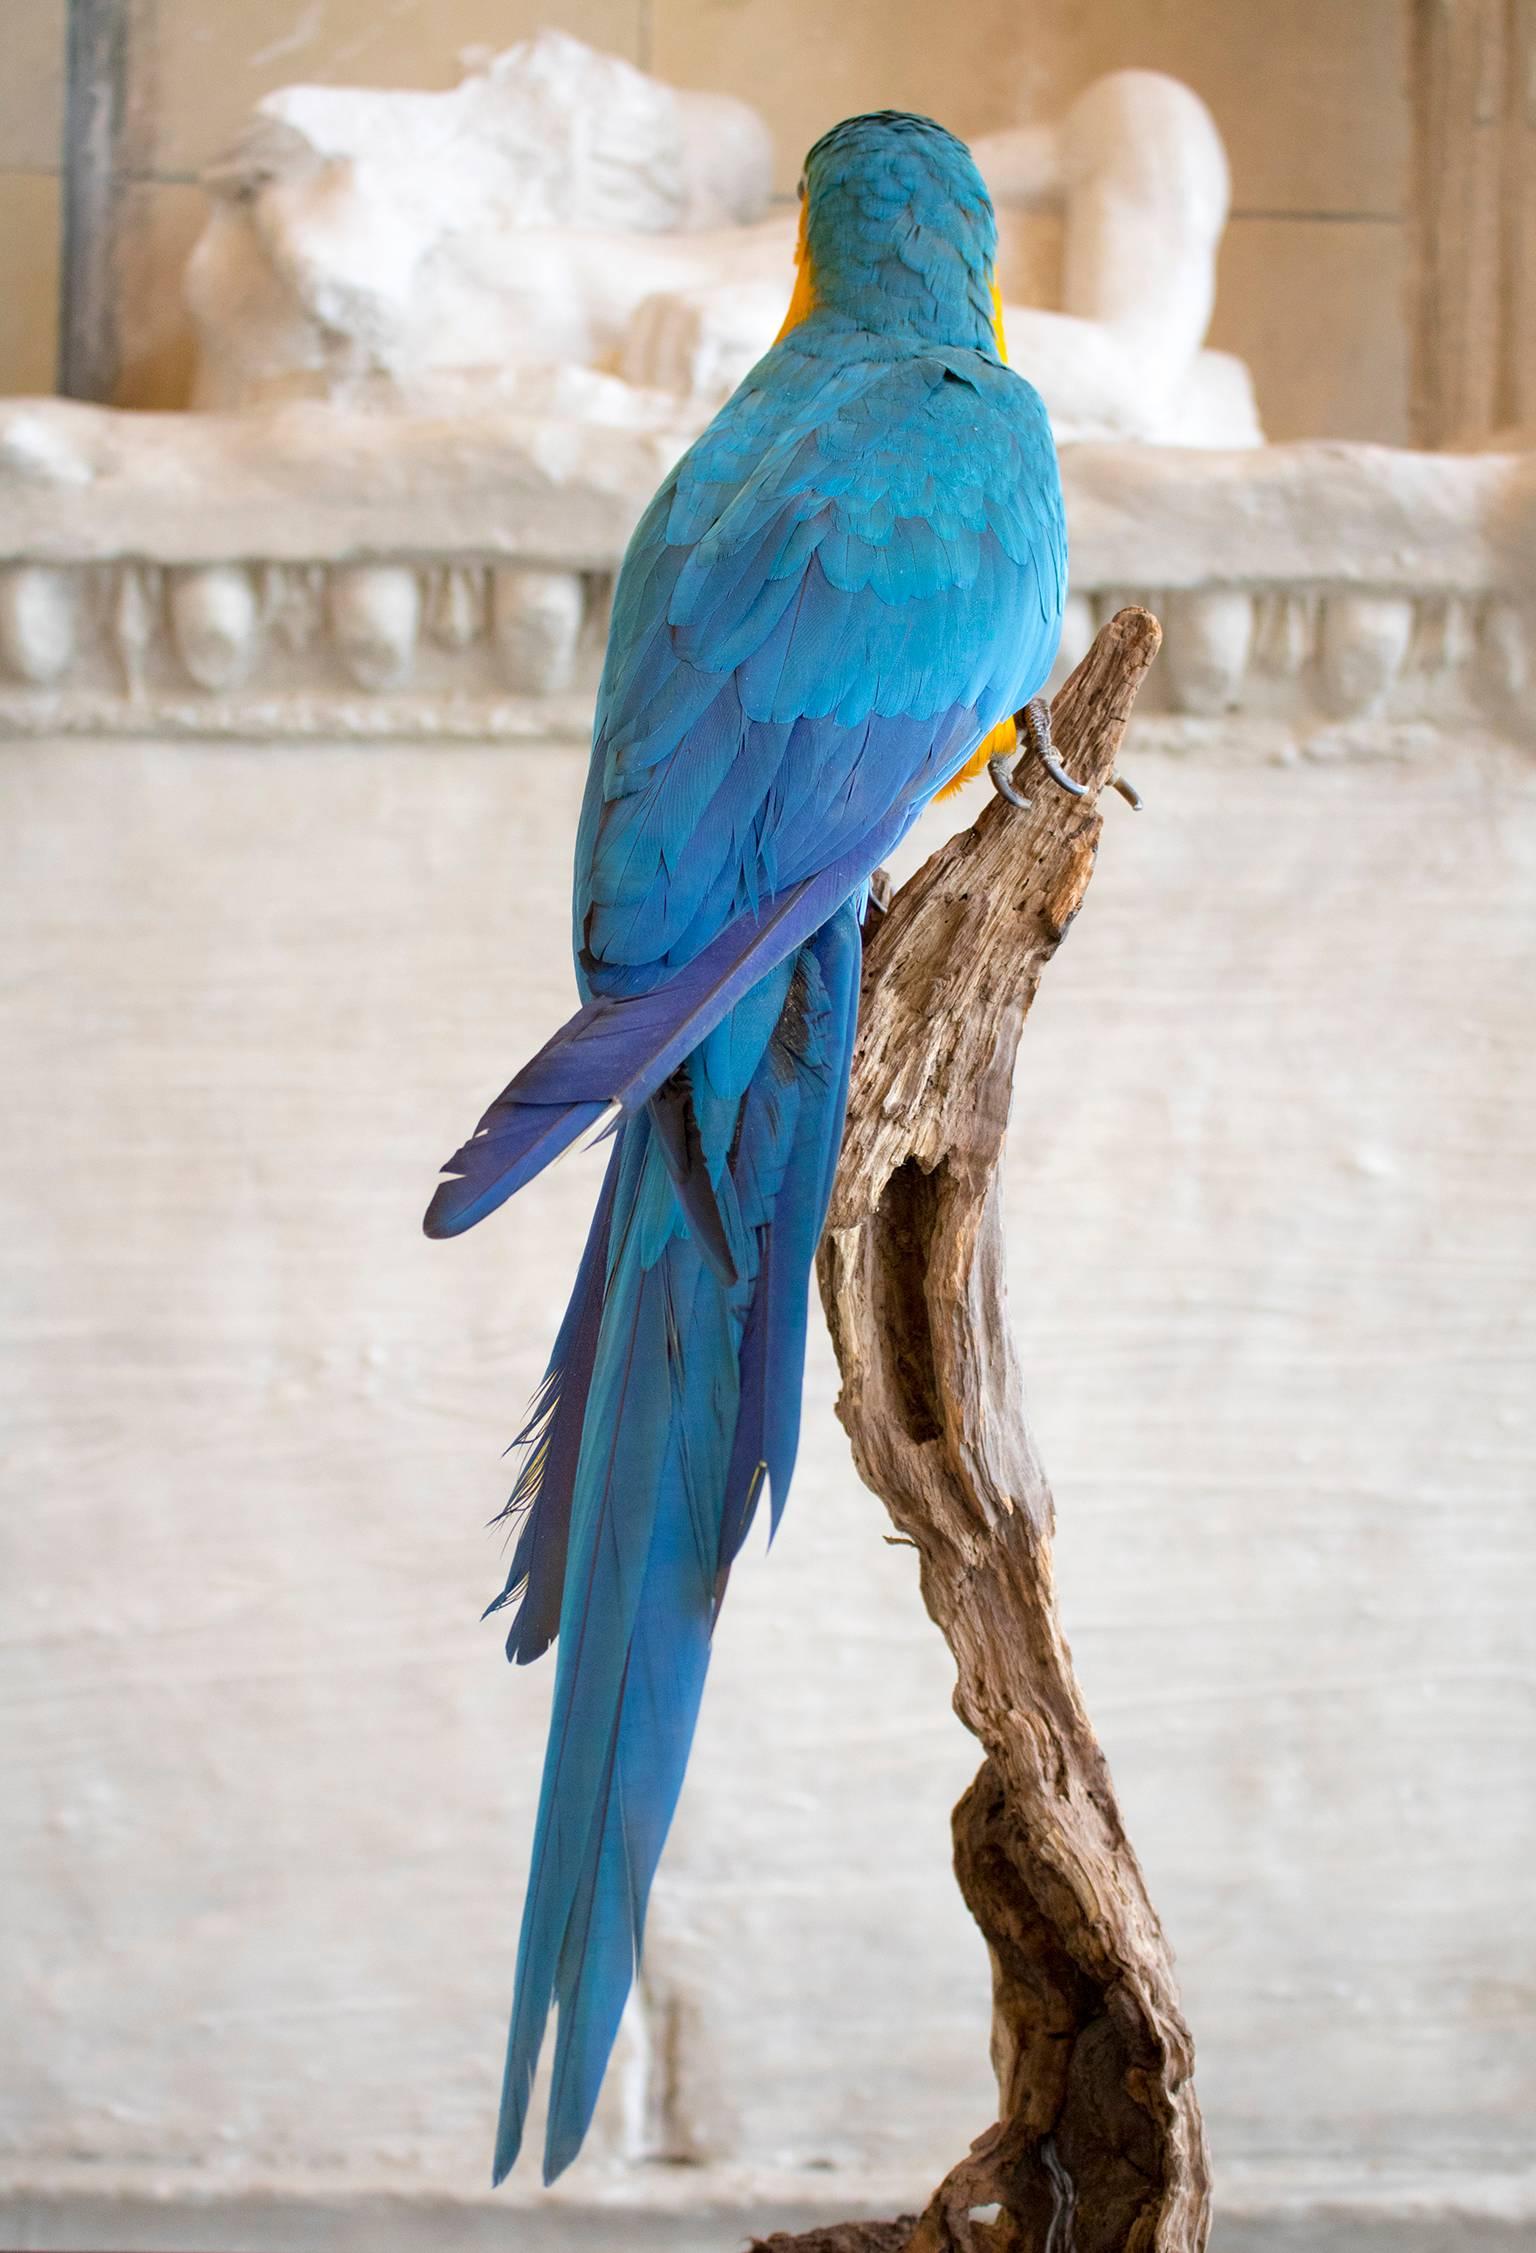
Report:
3,719,1533,2249
4,0,1411,439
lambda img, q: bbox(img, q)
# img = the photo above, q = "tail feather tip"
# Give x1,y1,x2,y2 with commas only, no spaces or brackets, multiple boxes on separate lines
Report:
422,1177,468,1239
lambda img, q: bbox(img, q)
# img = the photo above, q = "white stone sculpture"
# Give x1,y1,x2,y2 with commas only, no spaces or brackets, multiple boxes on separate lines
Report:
186,35,1257,446
186,29,778,413
974,71,1260,446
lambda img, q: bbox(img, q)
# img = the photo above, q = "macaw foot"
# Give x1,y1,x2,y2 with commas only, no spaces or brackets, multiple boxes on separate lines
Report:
987,694,1081,811
989,694,1145,813
1020,694,1087,797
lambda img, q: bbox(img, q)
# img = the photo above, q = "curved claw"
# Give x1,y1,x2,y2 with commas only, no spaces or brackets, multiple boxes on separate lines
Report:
1111,774,1144,811
1016,693,1088,799
1035,743,1089,799
988,752,1033,810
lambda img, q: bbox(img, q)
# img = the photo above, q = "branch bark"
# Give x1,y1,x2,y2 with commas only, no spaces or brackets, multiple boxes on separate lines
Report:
755,609,1210,2253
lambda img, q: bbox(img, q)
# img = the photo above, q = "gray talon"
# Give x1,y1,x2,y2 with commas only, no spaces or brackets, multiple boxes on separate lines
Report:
1017,694,1088,798
1110,774,1144,811
1036,744,1089,798
988,752,1032,810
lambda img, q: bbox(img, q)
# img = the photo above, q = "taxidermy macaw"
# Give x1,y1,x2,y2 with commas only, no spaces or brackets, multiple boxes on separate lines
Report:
424,110,1067,2183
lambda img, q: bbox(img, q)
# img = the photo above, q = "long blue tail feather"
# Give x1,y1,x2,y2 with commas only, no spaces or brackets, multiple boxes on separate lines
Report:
645,1072,738,1285
716,908,861,1588
484,1140,623,1666
490,904,863,2182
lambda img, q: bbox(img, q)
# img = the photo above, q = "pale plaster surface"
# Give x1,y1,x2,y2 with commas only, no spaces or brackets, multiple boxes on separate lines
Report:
0,0,66,174
1044,0,1410,219
2,726,1533,2244
1212,216,1413,448
0,171,62,402
145,0,651,177
114,181,217,417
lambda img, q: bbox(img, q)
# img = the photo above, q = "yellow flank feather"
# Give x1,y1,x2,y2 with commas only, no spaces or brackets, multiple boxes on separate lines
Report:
937,710,1017,800
991,281,1009,364
775,198,817,341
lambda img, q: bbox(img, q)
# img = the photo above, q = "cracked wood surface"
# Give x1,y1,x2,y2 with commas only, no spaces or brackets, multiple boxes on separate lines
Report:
754,609,1210,2253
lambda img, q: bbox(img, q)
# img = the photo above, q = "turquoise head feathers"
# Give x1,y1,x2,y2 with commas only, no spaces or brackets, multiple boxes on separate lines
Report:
799,111,1001,354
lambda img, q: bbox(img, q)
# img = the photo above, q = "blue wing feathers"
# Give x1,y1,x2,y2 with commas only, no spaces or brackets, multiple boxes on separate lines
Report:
423,828,907,1244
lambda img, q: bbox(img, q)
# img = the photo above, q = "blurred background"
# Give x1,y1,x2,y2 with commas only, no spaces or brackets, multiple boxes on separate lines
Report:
1,4,1533,2251
0,0,1435,435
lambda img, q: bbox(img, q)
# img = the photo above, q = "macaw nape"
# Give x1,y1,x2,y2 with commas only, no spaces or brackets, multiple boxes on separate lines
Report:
424,108,1069,2184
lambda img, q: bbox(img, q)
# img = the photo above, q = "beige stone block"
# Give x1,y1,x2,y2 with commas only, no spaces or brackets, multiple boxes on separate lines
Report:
0,171,60,398
1211,216,1411,443
0,0,65,171
8,735,1534,2190
114,180,209,410
656,0,1409,216
1052,0,1410,218
651,0,1032,192
142,0,645,175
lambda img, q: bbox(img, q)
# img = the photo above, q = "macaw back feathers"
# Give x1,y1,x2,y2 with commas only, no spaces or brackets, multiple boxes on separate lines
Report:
574,352,1063,995
424,109,1066,2186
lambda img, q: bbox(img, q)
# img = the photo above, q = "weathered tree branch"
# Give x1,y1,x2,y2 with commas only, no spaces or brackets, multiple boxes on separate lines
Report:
754,609,1210,2253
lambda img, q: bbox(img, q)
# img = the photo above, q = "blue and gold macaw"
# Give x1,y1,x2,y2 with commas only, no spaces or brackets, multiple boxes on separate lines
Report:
425,111,1066,2183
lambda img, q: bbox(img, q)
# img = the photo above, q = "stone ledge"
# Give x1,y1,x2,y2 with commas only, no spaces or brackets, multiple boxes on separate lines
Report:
3,2168,1533,2253
0,401,1531,743
3,401,1532,590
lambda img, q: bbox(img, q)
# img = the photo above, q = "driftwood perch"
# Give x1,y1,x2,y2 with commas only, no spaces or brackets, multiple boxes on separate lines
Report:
754,610,1211,2253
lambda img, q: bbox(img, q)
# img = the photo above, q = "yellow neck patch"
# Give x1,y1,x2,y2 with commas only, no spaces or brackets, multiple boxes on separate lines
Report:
774,198,817,343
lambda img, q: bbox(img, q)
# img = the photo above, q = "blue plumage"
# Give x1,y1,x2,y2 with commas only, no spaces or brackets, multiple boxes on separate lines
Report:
425,109,1066,2184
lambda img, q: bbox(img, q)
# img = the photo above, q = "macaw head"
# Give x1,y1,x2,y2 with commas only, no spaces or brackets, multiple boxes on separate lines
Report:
778,111,1006,361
